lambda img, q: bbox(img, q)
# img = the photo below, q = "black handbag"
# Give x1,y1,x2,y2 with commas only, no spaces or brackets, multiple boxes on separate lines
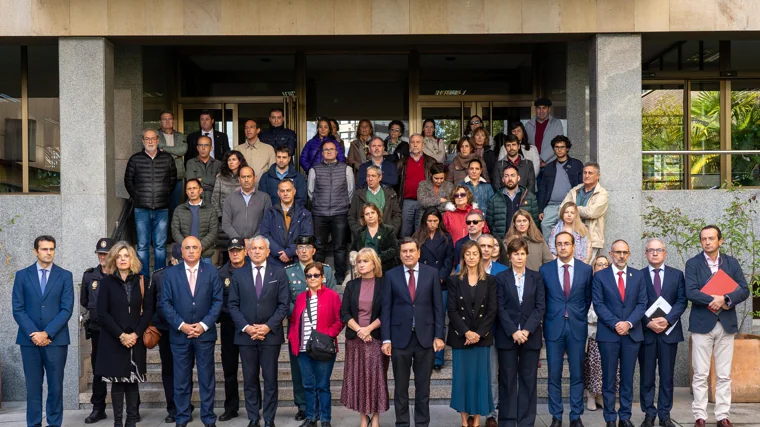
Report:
305,295,337,361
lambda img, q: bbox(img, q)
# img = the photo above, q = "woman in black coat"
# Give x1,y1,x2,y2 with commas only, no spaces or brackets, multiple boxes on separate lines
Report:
95,241,154,427
447,240,498,426
494,238,546,427
351,203,399,272
413,207,455,369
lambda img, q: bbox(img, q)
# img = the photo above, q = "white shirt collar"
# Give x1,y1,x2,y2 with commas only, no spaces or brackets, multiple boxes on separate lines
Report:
648,264,664,273
253,260,267,272
611,264,627,277
404,263,420,273
185,261,200,273
189,199,203,206
36,262,51,273
559,257,575,269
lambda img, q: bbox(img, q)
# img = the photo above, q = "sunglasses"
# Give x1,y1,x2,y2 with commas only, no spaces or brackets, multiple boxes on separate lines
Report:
305,273,322,279
470,120,481,125
454,192,467,198
466,220,482,225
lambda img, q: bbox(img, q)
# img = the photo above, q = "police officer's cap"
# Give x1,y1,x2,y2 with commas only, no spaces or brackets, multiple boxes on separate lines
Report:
228,237,246,250
295,235,316,247
534,97,552,107
171,244,182,260
95,238,114,254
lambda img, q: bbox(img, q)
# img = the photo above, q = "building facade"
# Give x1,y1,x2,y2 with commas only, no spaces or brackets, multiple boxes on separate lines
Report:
0,0,758,408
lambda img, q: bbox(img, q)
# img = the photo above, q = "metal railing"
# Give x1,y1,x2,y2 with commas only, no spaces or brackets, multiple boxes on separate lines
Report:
642,150,760,155
111,198,135,242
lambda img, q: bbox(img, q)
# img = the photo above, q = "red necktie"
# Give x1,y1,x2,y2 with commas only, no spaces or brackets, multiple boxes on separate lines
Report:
408,269,416,302
563,264,571,316
617,271,625,301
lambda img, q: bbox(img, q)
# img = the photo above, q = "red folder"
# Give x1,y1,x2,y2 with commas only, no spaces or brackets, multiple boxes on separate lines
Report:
701,269,739,314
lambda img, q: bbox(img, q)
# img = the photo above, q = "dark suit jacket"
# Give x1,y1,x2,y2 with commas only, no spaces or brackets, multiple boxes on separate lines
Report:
12,263,74,346
446,274,498,348
494,268,545,350
351,224,399,272
641,265,687,344
381,263,443,349
420,232,454,289
592,266,648,343
685,252,750,334
341,277,384,340
540,259,593,342
160,261,223,342
187,129,230,164
228,261,290,346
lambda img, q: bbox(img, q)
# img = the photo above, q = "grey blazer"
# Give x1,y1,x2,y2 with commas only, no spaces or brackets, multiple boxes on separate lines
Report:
158,130,188,179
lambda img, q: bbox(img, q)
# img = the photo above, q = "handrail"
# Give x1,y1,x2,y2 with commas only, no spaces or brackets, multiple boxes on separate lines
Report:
111,198,134,241
642,150,760,155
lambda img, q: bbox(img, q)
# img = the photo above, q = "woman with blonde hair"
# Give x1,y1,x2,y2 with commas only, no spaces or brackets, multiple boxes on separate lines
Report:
95,241,154,427
548,202,592,263
504,209,554,271
340,248,389,427
447,240,497,427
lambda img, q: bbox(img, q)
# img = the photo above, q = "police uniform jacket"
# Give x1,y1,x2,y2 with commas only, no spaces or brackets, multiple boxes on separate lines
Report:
218,261,244,323
80,265,106,330
285,262,336,314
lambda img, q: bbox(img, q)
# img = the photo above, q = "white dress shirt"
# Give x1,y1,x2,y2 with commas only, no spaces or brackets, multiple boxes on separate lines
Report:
610,264,633,329
648,264,665,291
243,261,268,332
557,257,575,290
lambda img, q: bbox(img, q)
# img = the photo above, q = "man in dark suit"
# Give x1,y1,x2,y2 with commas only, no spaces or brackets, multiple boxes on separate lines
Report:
539,231,593,427
381,237,445,427
229,235,290,427
161,236,223,427
186,109,230,163
12,235,74,427
592,239,648,427
638,238,687,427
686,225,749,427
495,238,546,427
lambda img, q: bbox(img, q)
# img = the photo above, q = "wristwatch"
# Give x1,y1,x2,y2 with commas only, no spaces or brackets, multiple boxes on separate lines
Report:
724,295,730,307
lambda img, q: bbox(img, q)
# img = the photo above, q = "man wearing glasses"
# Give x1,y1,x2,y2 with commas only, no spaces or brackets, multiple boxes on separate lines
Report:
592,240,648,427
125,128,178,277
157,110,188,215
525,97,565,165
307,140,354,285
638,239,686,427
537,135,584,240
453,211,487,267
285,235,336,421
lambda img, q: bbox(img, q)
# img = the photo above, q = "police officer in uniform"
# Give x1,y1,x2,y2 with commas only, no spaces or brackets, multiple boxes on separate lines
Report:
284,235,336,421
217,237,247,422
81,238,112,424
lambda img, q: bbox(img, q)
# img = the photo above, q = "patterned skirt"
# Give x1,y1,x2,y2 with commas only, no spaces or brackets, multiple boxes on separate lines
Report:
584,338,619,395
340,338,390,414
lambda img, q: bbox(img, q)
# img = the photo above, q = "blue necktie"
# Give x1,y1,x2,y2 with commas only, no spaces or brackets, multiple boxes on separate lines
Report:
255,266,263,298
40,269,47,295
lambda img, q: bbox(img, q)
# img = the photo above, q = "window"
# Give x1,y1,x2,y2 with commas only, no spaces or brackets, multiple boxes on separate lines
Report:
642,84,685,189
0,46,23,192
730,80,760,187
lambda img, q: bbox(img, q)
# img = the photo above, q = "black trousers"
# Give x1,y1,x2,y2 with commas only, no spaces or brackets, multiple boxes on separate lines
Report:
157,328,177,416
219,316,240,412
89,329,107,411
391,331,434,427
240,344,280,422
498,347,540,427
313,214,348,281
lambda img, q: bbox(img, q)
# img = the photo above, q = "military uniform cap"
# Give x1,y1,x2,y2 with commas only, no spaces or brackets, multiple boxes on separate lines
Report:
228,237,245,250
295,235,316,246
95,238,114,253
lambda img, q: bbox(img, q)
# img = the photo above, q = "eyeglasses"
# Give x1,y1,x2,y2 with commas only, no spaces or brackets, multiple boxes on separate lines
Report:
466,220,482,225
454,192,467,198
143,137,158,142
390,128,402,133
470,120,481,125
553,145,568,150
646,248,666,254
305,273,322,279
595,263,609,268
611,251,630,256
556,242,574,248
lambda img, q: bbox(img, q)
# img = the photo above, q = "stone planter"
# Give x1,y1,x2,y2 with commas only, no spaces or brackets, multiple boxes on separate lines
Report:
690,334,760,403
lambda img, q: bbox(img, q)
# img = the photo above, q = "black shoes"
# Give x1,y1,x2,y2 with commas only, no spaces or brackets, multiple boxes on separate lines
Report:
550,419,562,427
247,421,260,427
321,423,332,427
570,419,585,427
433,364,443,371
205,424,217,427
620,421,635,427
660,419,676,427
299,420,317,427
219,410,238,421
606,423,617,427
295,410,306,421
264,422,276,427
84,409,107,424
165,414,175,423
641,417,656,427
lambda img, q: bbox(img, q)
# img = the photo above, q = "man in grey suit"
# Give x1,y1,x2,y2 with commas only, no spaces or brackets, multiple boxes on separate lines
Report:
158,110,188,215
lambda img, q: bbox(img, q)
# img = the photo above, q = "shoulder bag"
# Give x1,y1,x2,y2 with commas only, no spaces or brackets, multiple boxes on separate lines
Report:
305,294,336,361
140,275,162,349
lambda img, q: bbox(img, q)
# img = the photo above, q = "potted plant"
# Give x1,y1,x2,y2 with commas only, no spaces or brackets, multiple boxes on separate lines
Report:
642,190,760,402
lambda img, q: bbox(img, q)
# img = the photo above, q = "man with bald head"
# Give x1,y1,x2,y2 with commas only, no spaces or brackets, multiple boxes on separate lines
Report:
236,119,276,179
162,236,223,427
125,128,178,277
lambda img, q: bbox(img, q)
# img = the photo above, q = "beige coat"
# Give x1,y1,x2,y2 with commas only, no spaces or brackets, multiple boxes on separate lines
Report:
561,182,608,249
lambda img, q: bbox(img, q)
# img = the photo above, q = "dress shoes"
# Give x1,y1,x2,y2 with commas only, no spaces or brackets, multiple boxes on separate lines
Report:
619,421,635,427
247,421,260,427
295,410,306,421
219,410,238,421
264,422,276,427
164,415,175,423
550,418,562,427
570,419,585,427
299,420,317,427
321,422,332,427
660,419,676,427
606,422,617,427
433,364,443,371
641,416,656,427
486,416,498,427
84,409,107,424
176,424,187,427
694,419,706,427
716,419,733,427
205,424,217,427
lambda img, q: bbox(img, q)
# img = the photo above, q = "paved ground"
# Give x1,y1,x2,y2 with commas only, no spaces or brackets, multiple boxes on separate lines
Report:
1,388,759,426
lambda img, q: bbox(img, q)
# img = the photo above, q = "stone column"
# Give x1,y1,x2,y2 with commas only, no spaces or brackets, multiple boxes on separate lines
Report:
59,37,115,409
589,34,643,265
566,41,590,162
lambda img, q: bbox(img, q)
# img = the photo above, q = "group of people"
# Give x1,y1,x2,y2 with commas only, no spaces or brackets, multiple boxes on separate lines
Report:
10,100,750,427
